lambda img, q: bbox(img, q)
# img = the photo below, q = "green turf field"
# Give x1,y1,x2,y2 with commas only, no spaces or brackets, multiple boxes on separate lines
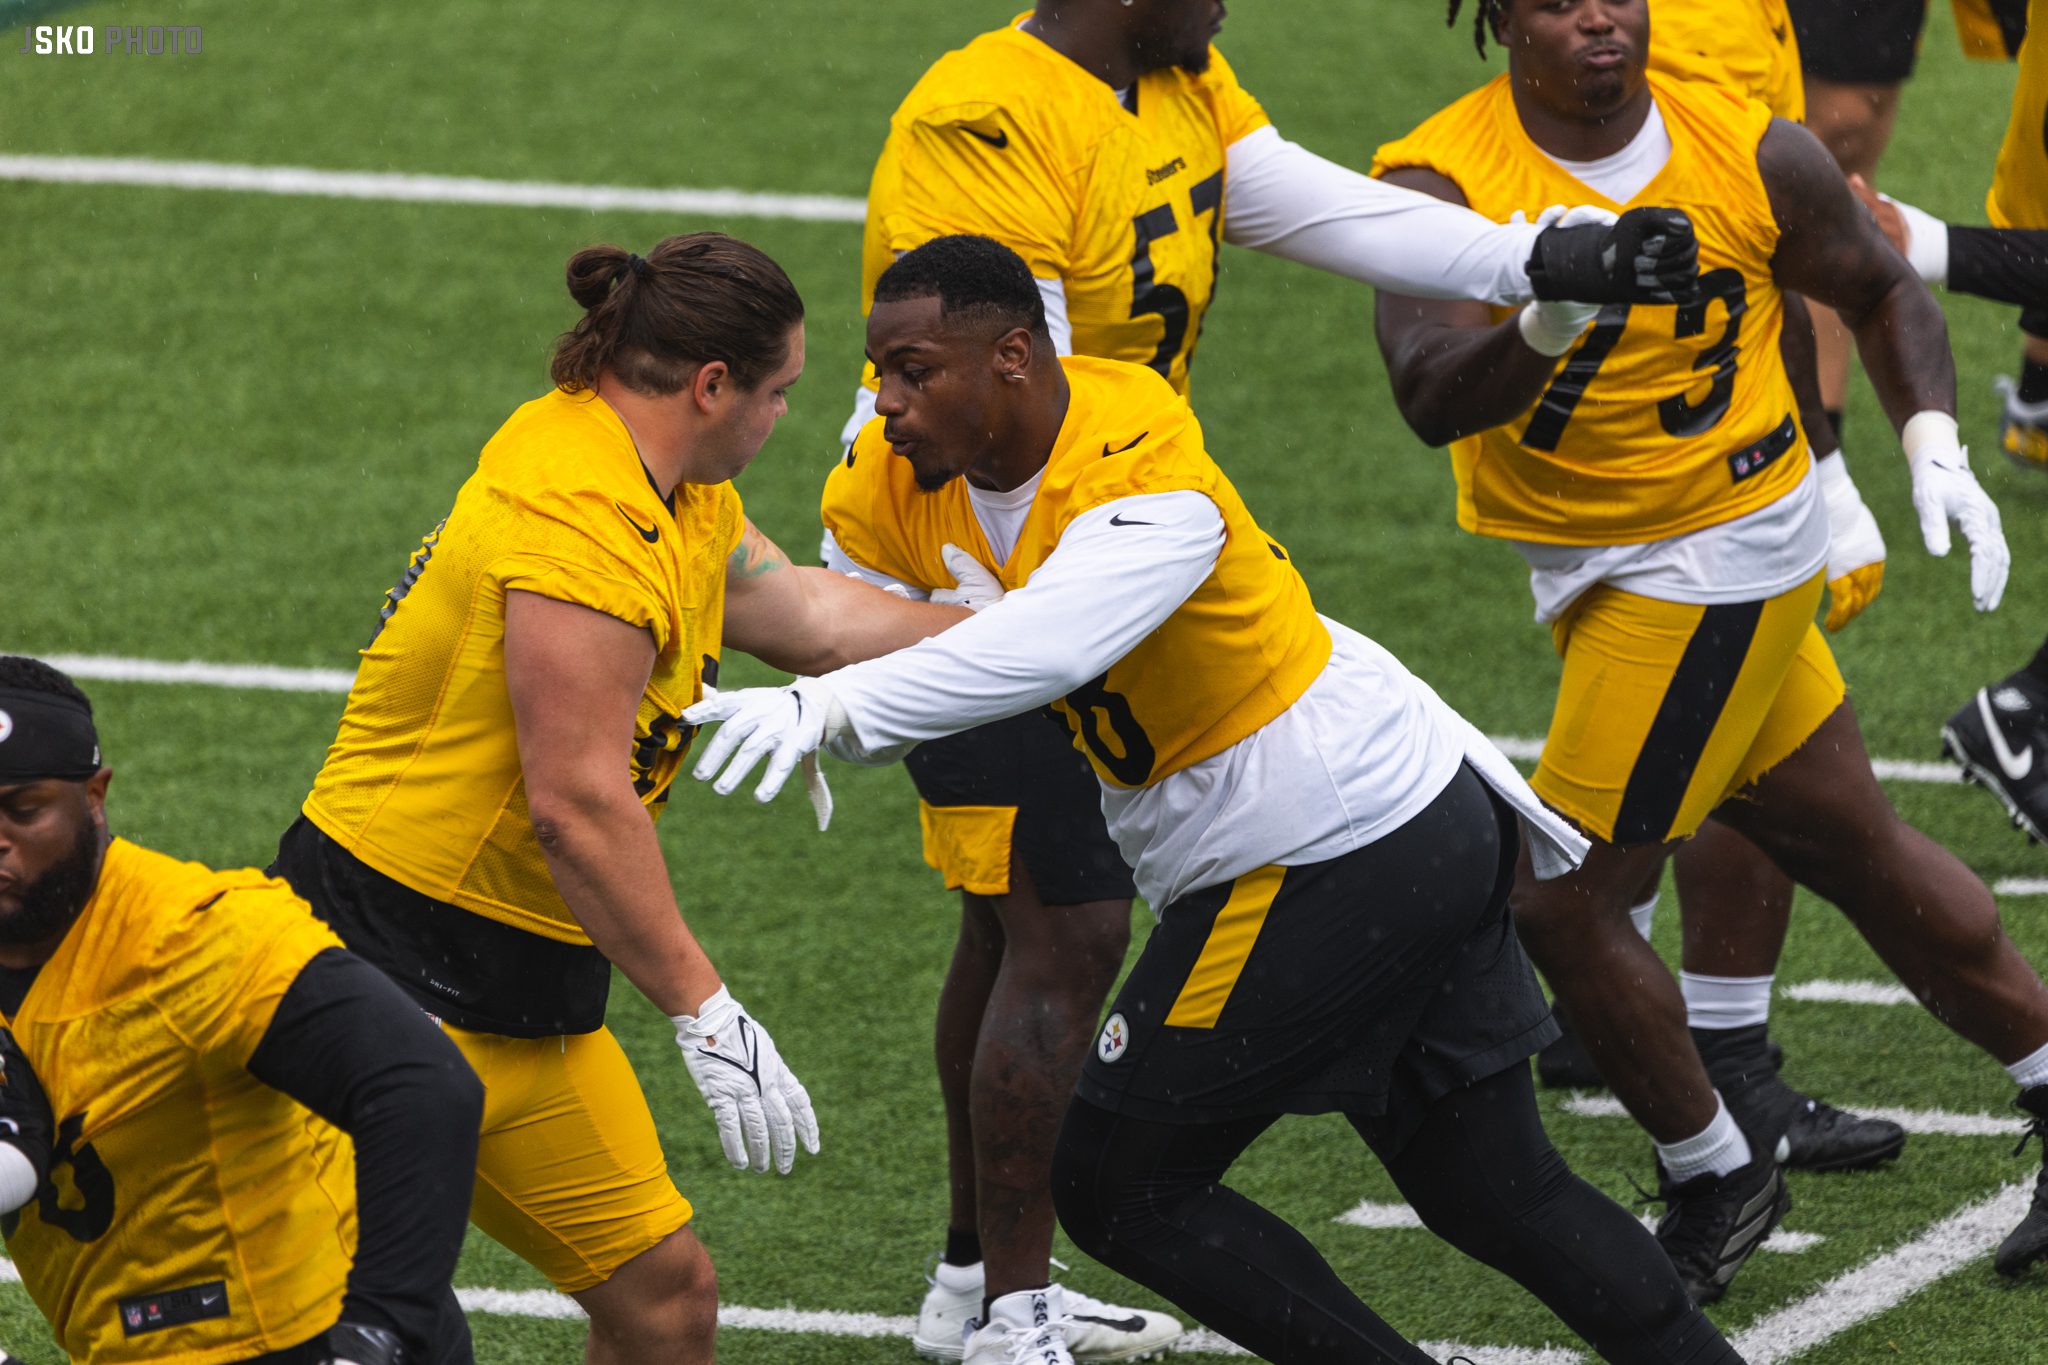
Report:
5,0,2048,1360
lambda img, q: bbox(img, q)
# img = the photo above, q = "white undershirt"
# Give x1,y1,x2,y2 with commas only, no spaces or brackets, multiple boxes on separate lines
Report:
821,491,1587,908
1510,96,1827,620
966,468,1045,563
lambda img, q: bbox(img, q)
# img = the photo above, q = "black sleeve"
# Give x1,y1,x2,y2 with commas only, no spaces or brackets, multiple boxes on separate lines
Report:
1946,227,2048,310
247,949,483,1355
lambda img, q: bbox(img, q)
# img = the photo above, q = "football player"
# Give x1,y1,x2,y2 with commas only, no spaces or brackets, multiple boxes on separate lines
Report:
272,234,970,1364
836,4,1700,1355
1371,0,2048,1299
0,655,482,1364
690,233,1749,1365
1532,0,1909,1185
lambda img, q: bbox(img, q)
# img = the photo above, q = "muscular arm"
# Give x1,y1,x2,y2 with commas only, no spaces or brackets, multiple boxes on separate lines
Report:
1778,291,1840,454
1371,167,1564,446
503,590,721,1017
721,519,968,675
1762,118,1956,431
247,950,482,1356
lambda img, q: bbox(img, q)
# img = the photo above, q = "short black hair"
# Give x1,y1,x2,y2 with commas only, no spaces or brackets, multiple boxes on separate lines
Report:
0,657,92,715
873,235,1049,338
1446,0,1505,57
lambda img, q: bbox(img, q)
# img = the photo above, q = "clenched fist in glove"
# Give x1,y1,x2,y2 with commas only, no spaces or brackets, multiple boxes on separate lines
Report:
1527,205,1700,306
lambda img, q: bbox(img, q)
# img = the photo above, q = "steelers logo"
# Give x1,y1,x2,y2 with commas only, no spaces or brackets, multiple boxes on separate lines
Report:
1097,1012,1129,1064
0,710,12,745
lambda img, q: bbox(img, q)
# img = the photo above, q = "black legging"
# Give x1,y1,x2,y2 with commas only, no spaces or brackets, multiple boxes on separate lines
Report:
1052,1064,1743,1364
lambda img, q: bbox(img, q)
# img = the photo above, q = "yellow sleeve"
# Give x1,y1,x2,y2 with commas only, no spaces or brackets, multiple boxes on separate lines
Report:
820,424,931,586
155,885,346,1068
1198,47,1271,147
880,107,1077,279
489,483,673,645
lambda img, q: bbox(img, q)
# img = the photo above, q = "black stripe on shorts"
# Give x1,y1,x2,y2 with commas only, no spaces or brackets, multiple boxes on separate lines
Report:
1610,600,1764,845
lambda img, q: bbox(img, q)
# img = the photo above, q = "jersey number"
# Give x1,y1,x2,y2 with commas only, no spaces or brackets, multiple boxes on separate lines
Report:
369,518,447,644
1129,170,1224,380
1061,672,1156,786
36,1113,114,1243
1520,269,1749,452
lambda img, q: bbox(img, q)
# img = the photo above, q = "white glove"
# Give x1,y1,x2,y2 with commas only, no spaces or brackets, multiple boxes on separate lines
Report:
1815,450,1886,632
929,543,1006,611
845,568,915,600
1878,191,1951,285
672,987,819,1174
1904,413,2009,612
1512,206,1615,355
685,676,847,803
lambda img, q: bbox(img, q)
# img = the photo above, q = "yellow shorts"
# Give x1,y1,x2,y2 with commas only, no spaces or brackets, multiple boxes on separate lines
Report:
446,1023,692,1294
1533,572,1845,846
1989,0,2048,228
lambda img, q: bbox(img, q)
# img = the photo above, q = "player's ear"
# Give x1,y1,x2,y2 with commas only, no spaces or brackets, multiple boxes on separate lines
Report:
84,769,111,828
992,327,1035,382
691,359,731,411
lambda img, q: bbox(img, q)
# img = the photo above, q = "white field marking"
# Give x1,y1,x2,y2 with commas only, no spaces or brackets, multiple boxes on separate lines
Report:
1781,980,1918,1006
1561,1093,2025,1139
0,652,1999,793
1353,1199,1819,1251
1729,1181,2033,1363
0,154,867,223
1996,877,2048,896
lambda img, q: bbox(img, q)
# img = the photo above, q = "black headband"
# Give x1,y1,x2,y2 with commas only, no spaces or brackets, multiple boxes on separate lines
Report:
0,689,101,783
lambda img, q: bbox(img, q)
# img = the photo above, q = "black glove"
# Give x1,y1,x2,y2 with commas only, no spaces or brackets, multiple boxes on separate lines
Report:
0,1027,53,1205
1527,206,1701,305
315,1322,405,1365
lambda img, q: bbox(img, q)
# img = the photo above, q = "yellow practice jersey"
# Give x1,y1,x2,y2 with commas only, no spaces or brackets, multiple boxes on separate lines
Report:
1649,0,1804,119
1373,72,1803,546
306,388,743,944
859,15,1269,396
1990,0,2048,226
4,839,353,1365
823,355,1330,789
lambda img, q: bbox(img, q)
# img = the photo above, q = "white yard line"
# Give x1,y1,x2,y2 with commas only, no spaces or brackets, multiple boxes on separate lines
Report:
0,154,867,222
1729,1182,2034,1363
1560,1093,2026,1139
1781,980,1918,1006
1346,1199,1821,1252
9,652,2017,798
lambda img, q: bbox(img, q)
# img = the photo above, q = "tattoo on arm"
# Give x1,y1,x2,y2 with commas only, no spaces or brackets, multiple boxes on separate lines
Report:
728,523,789,581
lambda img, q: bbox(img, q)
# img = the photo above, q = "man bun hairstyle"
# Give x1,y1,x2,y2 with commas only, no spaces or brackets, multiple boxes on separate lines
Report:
872,235,1049,340
0,657,92,715
551,231,805,397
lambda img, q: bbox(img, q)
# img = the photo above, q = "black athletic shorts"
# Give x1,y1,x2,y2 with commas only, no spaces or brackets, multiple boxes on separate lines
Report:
903,709,1137,907
1075,762,1557,1153
1787,0,1928,83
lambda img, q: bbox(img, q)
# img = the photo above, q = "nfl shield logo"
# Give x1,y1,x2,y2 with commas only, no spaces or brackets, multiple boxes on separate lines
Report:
125,1307,142,1329
1097,1013,1129,1064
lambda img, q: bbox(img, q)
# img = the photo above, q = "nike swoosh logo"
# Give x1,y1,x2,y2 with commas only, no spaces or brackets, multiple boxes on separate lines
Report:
1107,513,1154,527
1071,1314,1147,1332
200,1294,220,1306
615,502,661,544
1979,690,2034,781
1102,432,1147,458
963,126,1008,149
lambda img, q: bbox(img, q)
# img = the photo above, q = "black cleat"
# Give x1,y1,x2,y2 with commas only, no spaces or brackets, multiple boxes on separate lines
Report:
1652,1155,1790,1305
1995,1085,2048,1278
1696,1024,1905,1173
1941,675,2048,844
1536,1016,1606,1089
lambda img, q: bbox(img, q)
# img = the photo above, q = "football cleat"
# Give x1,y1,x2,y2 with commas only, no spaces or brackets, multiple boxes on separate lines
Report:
918,1263,1179,1363
963,1289,1074,1365
1994,1085,2048,1278
1651,1154,1790,1305
1994,375,2048,472
1941,675,2048,844
1696,1025,1905,1173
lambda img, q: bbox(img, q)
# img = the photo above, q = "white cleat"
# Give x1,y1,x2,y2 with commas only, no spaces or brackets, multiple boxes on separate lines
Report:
963,1288,1075,1365
919,1267,1181,1363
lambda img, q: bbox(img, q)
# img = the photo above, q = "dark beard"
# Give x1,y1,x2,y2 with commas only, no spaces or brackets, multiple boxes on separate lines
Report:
0,820,99,946
913,467,959,492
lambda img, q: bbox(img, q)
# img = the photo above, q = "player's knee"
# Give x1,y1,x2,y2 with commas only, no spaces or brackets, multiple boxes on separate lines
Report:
1050,1100,1135,1259
586,1228,717,1348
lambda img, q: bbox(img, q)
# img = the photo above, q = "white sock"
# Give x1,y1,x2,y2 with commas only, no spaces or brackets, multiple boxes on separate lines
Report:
1681,972,1774,1030
1656,1095,1754,1182
934,1260,982,1292
1630,892,1657,941
2006,1038,2048,1091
